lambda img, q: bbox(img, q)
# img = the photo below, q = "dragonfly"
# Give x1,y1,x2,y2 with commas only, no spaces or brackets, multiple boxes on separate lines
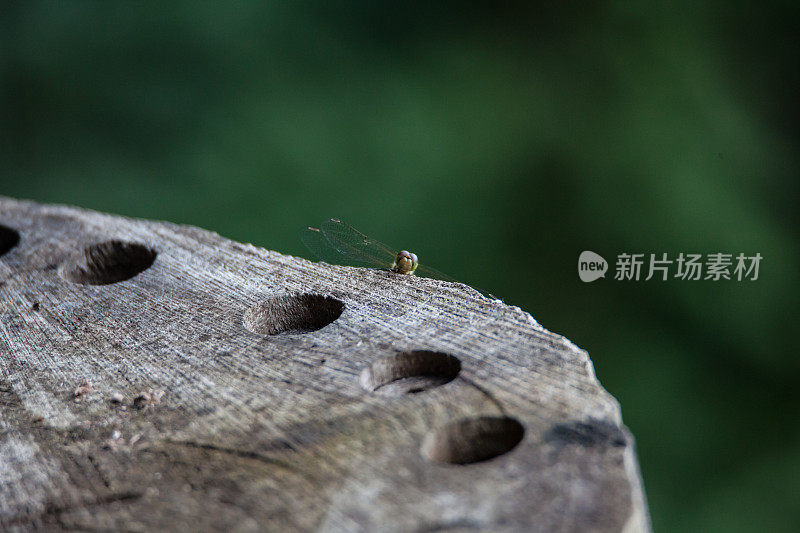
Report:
301,218,459,283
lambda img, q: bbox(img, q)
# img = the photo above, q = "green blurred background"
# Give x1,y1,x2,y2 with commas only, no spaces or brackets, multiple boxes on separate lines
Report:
2,2,798,530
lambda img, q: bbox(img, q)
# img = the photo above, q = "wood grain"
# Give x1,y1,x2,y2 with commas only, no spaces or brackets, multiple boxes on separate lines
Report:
0,196,649,531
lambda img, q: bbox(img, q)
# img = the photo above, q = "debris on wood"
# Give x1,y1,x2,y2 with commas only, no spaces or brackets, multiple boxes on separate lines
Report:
133,389,165,410
108,392,125,405
102,430,143,451
72,380,92,401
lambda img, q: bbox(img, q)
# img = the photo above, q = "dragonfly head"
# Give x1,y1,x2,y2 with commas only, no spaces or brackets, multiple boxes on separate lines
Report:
393,250,418,275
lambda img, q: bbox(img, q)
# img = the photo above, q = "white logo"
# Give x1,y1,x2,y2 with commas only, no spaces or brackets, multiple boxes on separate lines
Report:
578,251,608,282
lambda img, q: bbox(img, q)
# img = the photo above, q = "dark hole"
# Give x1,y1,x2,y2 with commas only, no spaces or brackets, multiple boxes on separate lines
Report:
0,225,20,257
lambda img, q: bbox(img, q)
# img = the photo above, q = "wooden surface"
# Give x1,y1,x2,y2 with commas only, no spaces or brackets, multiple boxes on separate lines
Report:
0,196,650,532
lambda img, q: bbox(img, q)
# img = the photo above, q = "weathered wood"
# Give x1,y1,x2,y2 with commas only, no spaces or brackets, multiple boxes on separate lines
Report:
0,196,650,532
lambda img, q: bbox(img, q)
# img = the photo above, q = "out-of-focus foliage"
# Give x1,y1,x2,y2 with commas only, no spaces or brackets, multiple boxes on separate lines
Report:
2,2,798,530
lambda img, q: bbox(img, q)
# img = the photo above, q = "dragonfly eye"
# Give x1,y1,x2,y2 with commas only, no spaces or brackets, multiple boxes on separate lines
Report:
394,250,419,275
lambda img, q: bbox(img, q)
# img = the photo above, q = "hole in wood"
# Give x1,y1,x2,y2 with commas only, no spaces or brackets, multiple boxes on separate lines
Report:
0,225,20,257
60,240,157,285
421,416,524,465
243,294,344,335
360,351,460,396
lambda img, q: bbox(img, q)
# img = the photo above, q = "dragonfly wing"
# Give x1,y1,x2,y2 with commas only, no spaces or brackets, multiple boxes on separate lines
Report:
319,218,397,268
301,226,353,265
414,264,459,283
416,264,498,299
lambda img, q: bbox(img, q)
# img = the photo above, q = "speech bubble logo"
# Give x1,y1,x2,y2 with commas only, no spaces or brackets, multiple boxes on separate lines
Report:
578,251,608,282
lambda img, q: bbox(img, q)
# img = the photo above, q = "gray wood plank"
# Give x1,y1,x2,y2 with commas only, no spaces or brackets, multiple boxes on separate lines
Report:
0,196,649,532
